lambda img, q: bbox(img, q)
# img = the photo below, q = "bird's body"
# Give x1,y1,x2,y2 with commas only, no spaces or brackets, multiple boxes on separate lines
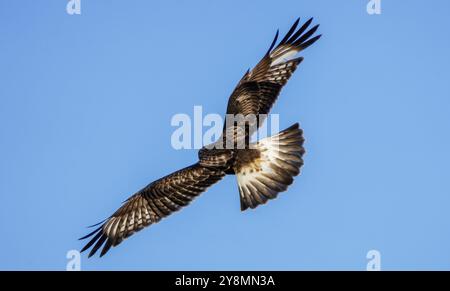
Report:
81,17,321,257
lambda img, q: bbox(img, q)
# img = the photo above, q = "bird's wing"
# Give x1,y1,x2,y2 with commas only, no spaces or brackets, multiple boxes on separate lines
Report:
224,18,321,136
80,163,225,257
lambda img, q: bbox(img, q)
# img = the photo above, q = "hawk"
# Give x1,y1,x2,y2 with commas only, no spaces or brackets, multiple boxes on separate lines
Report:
80,18,321,257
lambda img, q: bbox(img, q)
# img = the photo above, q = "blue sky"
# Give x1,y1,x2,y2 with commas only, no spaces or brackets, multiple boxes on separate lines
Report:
1,0,450,270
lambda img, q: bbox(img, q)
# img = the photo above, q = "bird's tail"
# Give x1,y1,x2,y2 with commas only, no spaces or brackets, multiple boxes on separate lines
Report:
234,123,305,210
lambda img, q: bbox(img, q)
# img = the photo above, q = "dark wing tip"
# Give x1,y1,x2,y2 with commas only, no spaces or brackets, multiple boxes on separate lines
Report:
279,17,301,46
79,225,103,240
274,17,320,52
266,29,280,55
79,221,113,258
99,240,113,257
291,23,320,46
87,219,106,228
80,228,103,253
88,233,108,258
297,34,322,51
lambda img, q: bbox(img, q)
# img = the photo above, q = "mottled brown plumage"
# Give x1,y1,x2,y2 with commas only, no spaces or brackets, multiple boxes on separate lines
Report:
81,17,320,257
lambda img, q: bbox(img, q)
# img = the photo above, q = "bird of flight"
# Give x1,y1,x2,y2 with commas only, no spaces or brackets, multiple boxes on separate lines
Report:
80,17,321,257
